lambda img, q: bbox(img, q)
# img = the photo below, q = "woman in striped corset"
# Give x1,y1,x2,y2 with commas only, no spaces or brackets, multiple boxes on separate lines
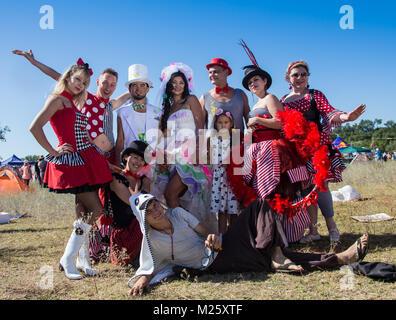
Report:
237,63,312,244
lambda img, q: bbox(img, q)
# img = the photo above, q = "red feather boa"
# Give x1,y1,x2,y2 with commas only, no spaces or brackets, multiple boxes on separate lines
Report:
266,109,330,217
226,133,259,208
225,108,331,218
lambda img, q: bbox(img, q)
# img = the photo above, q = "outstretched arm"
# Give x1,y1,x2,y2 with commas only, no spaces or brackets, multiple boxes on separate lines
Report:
12,49,61,81
111,92,131,111
336,104,366,125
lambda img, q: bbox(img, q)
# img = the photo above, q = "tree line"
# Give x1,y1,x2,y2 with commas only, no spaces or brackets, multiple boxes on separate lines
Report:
330,119,396,152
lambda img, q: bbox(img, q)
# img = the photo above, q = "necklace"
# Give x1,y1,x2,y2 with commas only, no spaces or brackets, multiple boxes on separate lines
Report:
132,103,146,111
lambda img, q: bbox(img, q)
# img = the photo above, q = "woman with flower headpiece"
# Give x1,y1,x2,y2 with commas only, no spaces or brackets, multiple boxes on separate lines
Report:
29,60,113,280
281,60,366,244
151,63,215,232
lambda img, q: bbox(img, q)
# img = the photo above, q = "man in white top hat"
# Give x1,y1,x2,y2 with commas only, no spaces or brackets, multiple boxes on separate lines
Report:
115,64,162,165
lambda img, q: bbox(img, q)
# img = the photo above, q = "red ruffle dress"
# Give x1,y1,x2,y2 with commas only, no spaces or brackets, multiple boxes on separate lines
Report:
43,91,112,193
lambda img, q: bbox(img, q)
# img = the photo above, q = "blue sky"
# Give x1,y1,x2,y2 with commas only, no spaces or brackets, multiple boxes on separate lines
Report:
1,0,396,160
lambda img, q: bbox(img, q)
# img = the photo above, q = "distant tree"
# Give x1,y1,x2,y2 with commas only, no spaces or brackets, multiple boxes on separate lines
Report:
0,125,10,141
331,119,396,152
24,155,39,162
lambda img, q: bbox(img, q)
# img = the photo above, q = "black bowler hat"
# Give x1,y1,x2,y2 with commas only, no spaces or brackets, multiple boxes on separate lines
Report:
121,140,149,165
242,65,272,91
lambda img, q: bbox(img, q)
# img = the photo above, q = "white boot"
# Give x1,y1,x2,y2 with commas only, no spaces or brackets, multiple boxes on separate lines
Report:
76,222,98,276
59,220,86,280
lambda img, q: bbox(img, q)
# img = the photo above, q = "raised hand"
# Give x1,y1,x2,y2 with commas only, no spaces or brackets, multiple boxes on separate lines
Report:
340,104,366,123
12,49,36,64
128,180,141,195
205,234,222,252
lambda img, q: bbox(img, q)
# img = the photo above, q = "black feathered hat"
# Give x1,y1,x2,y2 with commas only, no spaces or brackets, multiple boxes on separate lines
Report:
242,65,272,90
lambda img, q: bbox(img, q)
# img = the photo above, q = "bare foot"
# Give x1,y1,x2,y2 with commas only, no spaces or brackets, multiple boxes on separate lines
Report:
336,234,369,265
271,247,303,272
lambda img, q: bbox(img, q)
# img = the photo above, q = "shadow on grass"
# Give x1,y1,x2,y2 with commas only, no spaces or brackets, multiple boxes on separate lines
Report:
0,245,46,260
154,270,271,289
289,232,396,254
0,226,69,234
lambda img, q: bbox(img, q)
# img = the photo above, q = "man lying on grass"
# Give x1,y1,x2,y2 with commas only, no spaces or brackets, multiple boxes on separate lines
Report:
127,193,369,296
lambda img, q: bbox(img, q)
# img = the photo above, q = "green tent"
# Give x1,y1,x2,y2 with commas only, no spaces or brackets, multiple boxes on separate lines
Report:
339,146,371,154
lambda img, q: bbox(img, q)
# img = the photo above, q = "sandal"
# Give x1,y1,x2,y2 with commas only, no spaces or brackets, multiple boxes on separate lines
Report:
329,228,340,243
272,262,304,274
299,233,321,244
357,233,369,262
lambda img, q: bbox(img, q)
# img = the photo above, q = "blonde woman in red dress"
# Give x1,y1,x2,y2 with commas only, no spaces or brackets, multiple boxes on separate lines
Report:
30,61,113,280
281,60,366,244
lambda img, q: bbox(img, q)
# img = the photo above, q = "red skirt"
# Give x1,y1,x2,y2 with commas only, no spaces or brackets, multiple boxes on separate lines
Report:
44,147,112,194
110,218,143,266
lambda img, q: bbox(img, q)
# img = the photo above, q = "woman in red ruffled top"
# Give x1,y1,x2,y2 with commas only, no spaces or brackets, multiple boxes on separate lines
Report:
281,60,366,244
30,61,112,280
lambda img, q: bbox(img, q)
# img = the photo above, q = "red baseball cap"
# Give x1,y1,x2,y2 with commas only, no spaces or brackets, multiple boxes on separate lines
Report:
206,58,232,76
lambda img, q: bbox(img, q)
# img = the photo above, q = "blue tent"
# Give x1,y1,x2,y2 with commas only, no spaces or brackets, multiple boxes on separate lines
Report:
0,155,25,167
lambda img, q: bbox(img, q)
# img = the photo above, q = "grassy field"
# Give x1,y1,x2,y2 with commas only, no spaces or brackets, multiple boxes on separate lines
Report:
0,161,395,300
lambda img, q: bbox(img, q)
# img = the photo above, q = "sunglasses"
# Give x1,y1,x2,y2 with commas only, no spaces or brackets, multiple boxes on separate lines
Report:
290,72,309,78
201,247,215,268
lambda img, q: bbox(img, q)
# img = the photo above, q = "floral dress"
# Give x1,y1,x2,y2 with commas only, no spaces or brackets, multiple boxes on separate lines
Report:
152,108,212,226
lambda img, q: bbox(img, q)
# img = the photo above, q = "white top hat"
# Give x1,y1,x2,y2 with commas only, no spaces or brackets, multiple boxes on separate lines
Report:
125,64,153,88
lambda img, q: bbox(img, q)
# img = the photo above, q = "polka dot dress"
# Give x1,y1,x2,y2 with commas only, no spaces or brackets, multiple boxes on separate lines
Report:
281,89,345,145
209,136,238,214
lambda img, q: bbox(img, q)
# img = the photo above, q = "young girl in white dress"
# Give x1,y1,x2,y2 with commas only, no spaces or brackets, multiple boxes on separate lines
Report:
209,109,239,234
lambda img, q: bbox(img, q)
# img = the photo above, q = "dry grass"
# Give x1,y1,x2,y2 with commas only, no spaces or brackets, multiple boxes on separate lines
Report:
0,162,395,300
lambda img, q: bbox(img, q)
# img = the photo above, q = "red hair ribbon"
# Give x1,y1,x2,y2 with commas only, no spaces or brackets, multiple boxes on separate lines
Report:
76,58,93,76
287,61,304,73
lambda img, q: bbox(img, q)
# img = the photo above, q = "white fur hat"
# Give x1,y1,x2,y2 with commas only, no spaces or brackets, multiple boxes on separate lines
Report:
125,64,153,88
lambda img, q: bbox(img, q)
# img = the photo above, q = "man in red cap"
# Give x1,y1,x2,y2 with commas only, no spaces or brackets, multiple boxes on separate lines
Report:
199,58,250,133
